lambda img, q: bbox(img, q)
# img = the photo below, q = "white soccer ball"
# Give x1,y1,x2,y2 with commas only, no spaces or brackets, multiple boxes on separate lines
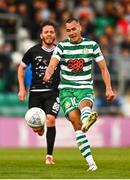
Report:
25,107,46,128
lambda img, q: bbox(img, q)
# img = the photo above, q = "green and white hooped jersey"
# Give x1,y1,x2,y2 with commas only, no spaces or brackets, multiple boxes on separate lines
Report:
52,37,104,90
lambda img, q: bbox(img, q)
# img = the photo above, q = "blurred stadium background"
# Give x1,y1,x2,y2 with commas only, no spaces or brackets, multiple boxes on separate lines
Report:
0,0,130,148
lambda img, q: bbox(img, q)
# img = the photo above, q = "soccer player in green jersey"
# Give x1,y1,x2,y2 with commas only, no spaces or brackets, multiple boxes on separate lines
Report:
44,18,115,171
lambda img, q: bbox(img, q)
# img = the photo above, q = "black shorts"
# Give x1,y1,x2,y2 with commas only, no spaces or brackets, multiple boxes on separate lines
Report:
29,90,60,117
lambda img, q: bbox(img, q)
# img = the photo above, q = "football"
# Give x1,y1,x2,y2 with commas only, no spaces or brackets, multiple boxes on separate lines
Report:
25,107,46,128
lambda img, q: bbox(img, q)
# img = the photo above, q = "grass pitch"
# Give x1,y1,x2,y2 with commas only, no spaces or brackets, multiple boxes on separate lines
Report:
0,147,130,179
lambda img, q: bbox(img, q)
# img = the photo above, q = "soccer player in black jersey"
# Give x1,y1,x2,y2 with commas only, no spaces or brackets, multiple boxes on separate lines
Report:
17,21,60,165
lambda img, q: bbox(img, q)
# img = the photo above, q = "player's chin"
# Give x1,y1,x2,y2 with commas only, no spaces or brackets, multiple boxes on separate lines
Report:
70,37,79,42
45,39,54,45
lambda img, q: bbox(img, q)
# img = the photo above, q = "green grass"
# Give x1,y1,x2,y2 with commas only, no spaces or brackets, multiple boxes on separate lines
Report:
0,147,130,179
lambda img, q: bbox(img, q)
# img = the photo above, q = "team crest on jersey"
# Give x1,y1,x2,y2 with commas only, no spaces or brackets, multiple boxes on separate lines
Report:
35,56,43,61
65,101,71,108
82,48,88,54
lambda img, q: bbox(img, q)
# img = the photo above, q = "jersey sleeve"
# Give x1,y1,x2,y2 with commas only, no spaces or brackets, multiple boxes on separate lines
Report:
52,43,63,61
21,49,32,67
93,42,104,62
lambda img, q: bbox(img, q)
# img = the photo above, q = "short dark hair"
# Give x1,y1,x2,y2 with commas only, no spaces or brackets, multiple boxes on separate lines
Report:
39,20,57,33
65,17,79,24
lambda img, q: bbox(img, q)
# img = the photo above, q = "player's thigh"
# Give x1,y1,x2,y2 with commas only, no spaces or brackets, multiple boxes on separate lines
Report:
43,91,60,118
59,89,78,117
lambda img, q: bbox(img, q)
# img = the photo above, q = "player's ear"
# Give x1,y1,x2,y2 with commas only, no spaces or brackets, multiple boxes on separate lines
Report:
40,33,42,40
79,24,82,32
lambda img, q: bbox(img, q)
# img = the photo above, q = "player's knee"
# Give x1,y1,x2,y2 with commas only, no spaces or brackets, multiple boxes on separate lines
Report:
79,100,92,109
68,109,81,130
46,114,56,127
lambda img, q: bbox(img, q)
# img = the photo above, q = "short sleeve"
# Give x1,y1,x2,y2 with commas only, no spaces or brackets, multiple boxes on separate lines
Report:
21,49,32,66
93,42,104,62
52,43,63,61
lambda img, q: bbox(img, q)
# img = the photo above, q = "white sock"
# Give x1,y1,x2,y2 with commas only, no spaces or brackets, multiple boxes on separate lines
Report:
75,130,95,165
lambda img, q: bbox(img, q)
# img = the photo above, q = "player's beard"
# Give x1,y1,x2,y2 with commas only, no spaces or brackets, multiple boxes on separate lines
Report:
43,37,55,46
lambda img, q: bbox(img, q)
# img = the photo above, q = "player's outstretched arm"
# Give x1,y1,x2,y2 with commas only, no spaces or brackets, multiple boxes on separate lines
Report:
17,64,27,101
43,57,59,82
97,59,115,101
